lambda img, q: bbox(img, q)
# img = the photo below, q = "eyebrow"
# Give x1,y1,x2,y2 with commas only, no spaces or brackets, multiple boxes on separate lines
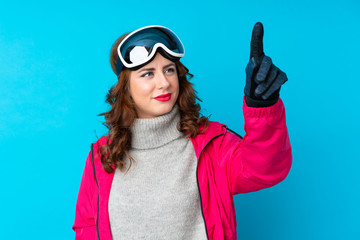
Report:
137,63,176,73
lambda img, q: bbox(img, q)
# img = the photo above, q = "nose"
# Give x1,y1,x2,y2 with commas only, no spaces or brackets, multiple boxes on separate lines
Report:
156,72,170,89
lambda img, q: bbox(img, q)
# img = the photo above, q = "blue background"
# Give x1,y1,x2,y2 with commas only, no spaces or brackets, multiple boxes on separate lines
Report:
1,0,359,239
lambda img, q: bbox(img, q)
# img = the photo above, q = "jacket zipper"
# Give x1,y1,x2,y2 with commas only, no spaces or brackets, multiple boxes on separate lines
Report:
196,132,225,240
91,144,101,240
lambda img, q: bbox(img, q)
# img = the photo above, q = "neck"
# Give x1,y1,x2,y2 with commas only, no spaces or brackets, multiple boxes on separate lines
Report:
130,105,183,149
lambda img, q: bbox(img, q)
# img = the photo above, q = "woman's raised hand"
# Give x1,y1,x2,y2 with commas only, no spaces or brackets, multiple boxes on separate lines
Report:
244,22,288,107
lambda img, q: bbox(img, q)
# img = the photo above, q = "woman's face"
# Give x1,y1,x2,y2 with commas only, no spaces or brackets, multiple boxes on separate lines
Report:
128,53,179,118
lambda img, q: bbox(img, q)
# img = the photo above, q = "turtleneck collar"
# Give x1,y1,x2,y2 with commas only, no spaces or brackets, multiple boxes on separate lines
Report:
130,105,184,149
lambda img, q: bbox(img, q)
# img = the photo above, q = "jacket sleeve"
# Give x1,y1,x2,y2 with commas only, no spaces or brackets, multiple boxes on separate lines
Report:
72,149,98,239
224,96,292,195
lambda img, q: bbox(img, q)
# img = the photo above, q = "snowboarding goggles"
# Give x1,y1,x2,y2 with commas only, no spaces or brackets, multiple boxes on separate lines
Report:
116,25,185,75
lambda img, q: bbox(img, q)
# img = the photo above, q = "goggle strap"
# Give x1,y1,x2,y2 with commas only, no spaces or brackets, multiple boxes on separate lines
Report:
116,56,123,76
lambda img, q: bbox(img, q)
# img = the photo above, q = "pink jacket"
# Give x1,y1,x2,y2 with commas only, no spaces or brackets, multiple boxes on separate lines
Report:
73,97,292,239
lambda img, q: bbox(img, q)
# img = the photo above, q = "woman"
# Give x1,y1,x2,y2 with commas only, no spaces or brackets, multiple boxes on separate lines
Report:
73,23,292,240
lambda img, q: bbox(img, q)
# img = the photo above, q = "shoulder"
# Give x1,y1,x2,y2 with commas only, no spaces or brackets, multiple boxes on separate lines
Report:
190,121,227,151
94,135,109,147
199,121,227,135
191,121,243,156
206,121,243,141
90,135,109,162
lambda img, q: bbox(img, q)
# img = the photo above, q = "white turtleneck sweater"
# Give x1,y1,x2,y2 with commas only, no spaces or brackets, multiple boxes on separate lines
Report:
108,105,208,240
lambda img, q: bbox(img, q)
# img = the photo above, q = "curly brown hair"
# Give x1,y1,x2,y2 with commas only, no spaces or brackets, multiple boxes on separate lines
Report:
99,32,209,174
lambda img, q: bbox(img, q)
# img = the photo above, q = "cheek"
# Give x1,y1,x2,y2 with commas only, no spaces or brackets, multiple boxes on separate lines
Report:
130,79,153,99
172,77,180,96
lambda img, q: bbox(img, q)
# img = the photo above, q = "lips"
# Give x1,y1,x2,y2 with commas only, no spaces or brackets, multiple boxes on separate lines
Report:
154,93,171,102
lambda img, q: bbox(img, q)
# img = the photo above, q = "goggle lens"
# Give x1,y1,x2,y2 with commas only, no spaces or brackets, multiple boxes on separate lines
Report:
116,26,185,75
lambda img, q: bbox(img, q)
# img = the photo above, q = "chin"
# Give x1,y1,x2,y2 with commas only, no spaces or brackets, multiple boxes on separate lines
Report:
159,106,173,115
138,102,176,118
157,103,175,116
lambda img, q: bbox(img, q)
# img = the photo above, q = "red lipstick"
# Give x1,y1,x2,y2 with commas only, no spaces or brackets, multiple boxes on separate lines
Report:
154,93,171,102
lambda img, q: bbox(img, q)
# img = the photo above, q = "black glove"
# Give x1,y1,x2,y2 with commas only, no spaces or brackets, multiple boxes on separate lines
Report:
244,22,288,107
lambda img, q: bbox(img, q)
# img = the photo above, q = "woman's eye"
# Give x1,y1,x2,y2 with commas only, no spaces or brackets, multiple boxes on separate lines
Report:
165,68,175,73
141,72,153,77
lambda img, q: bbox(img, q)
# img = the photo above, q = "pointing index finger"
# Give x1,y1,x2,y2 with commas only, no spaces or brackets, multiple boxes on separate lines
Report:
250,22,264,60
